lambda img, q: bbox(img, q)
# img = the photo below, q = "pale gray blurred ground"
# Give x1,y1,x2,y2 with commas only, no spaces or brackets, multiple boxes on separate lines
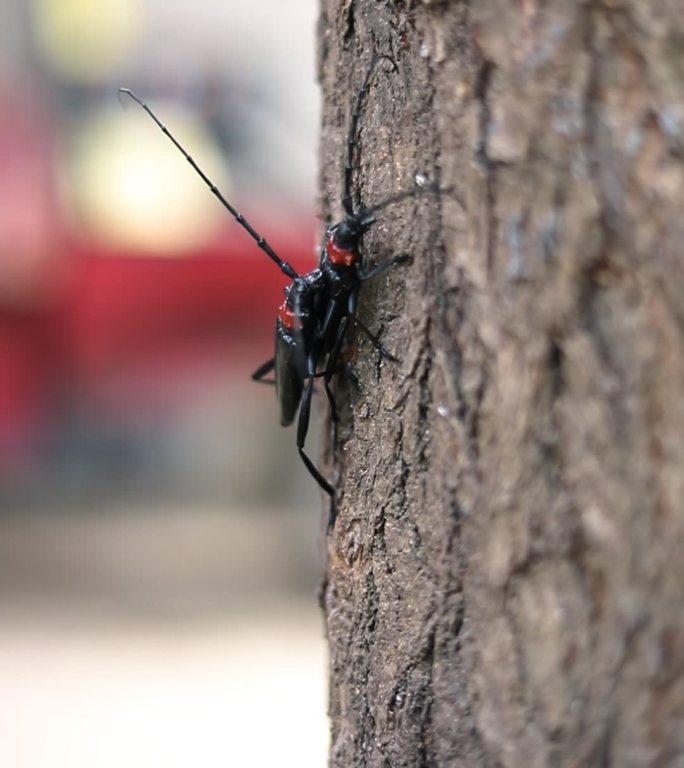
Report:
0,505,329,767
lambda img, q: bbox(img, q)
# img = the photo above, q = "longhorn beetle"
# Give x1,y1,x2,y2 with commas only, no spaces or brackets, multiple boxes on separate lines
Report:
120,54,429,530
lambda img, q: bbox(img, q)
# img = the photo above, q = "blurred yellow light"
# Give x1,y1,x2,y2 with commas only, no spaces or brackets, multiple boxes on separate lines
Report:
69,106,232,255
33,0,140,82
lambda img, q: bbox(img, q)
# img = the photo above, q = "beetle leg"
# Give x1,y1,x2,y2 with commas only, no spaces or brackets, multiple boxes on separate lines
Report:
251,357,276,385
360,253,412,282
354,317,399,362
297,355,335,499
322,316,350,424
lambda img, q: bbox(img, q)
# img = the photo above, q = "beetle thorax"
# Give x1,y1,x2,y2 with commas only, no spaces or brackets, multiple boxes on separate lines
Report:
327,219,363,266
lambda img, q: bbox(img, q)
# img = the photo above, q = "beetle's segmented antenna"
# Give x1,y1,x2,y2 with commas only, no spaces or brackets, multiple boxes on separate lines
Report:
118,88,299,280
360,182,452,220
343,54,398,218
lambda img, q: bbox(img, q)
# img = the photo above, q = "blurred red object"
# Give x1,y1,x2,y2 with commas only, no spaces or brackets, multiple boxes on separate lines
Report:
0,79,318,469
0,221,318,465
61,227,317,395
0,81,61,308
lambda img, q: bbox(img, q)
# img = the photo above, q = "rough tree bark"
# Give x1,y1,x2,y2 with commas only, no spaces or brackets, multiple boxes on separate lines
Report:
317,1,684,767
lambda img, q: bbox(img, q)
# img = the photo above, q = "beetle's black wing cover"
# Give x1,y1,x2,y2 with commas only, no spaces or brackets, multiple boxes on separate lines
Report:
275,326,305,427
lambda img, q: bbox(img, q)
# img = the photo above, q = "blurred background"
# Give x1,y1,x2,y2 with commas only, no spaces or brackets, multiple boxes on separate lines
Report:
0,0,329,765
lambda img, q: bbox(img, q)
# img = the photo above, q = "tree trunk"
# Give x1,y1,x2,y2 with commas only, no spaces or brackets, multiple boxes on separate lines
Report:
317,2,684,766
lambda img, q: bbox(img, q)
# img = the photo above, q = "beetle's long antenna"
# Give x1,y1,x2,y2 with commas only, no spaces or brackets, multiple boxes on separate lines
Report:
358,183,459,226
343,54,398,218
118,88,299,279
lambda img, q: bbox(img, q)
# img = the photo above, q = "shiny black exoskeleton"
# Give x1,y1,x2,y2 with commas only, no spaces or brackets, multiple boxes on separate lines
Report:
120,54,416,529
